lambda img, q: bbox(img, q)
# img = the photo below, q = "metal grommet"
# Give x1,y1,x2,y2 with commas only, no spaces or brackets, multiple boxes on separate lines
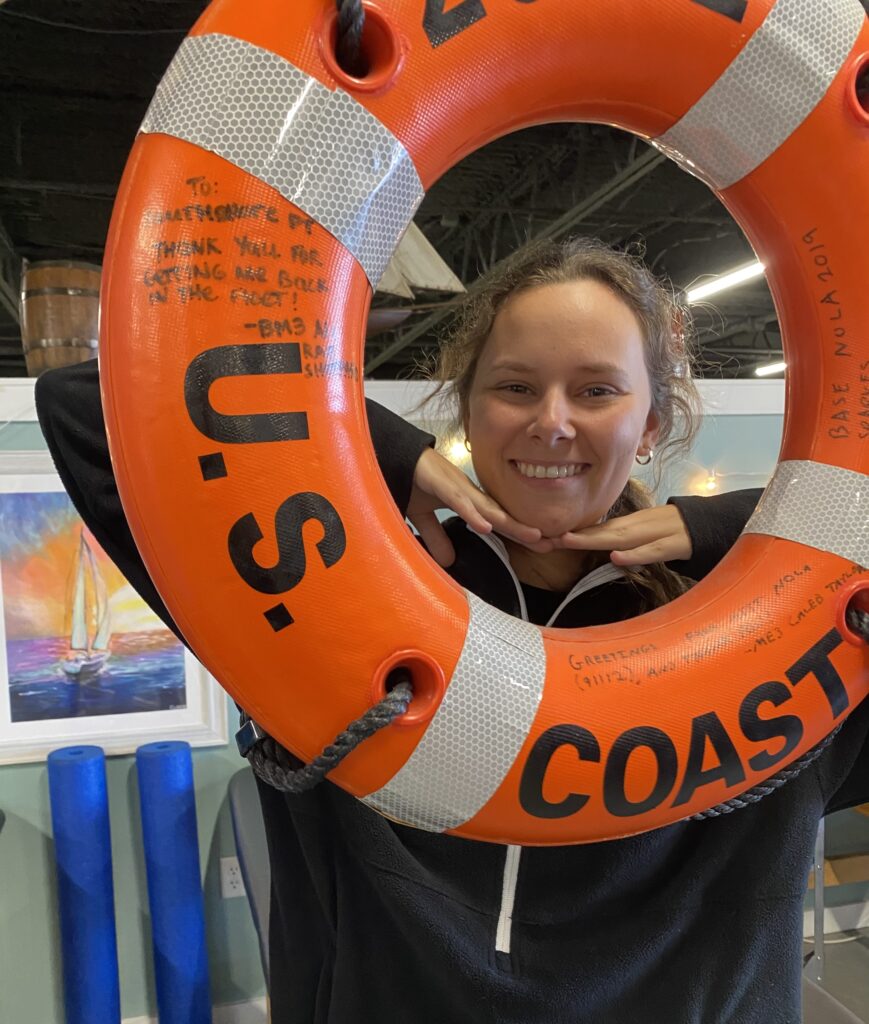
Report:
235,716,267,757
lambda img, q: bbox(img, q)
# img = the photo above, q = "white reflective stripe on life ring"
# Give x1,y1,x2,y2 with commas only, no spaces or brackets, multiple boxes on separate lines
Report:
654,0,864,189
363,591,546,832
140,32,424,286
744,460,869,567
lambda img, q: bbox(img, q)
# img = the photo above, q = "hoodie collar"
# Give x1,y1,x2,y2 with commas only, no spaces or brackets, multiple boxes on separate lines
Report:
465,524,627,626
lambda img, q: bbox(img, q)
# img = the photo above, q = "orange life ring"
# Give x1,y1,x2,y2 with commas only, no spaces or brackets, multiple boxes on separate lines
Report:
100,0,869,844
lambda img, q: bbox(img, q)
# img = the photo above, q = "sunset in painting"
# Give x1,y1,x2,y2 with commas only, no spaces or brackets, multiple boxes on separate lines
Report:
0,491,186,722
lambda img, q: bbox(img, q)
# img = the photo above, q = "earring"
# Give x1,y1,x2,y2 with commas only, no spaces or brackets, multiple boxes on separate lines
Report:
635,451,653,466
464,438,472,453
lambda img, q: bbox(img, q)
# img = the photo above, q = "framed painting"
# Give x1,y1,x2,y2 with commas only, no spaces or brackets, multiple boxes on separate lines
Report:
0,451,227,764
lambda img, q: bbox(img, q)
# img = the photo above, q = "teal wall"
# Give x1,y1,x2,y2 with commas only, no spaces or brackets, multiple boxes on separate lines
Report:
652,413,783,498
0,417,266,1023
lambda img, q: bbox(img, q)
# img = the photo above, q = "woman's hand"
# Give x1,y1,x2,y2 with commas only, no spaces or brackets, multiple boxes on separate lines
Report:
407,448,545,566
556,504,692,565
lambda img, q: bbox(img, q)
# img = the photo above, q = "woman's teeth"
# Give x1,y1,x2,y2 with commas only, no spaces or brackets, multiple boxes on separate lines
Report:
516,462,582,479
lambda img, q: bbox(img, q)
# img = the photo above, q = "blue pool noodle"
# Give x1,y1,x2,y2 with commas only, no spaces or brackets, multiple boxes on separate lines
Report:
47,745,121,1024
136,741,210,1024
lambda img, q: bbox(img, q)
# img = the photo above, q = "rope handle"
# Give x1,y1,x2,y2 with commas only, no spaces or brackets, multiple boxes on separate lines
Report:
335,0,366,77
238,673,411,794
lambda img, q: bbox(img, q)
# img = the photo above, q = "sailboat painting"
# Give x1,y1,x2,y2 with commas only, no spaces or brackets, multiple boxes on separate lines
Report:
61,530,112,682
0,489,187,723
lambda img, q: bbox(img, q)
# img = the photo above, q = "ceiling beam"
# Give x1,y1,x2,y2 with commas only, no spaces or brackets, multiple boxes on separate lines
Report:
700,346,783,358
0,178,116,198
365,146,666,375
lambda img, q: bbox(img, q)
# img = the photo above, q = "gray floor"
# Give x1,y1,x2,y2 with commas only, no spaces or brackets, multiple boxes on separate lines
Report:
805,929,869,1022
811,808,869,1020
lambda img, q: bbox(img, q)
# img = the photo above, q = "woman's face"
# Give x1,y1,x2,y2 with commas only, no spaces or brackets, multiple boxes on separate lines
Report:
466,279,660,538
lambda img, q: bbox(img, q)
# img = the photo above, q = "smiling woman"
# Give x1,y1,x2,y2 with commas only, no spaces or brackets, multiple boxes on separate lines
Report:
470,280,657,536
38,0,869,1016
427,237,701,598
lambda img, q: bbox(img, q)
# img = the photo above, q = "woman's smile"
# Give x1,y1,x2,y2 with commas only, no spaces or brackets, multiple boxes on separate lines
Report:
510,460,589,481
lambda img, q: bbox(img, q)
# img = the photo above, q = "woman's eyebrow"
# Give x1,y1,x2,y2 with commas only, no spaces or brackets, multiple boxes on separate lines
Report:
488,360,535,373
574,362,626,376
489,360,626,376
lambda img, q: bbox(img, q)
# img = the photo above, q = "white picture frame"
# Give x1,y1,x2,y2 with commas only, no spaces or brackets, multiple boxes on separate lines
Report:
0,451,227,764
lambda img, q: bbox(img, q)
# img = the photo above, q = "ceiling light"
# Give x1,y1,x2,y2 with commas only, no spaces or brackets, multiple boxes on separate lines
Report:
685,261,765,304
754,361,787,377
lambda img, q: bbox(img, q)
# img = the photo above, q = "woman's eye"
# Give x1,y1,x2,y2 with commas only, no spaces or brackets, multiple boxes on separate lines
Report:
584,386,616,398
498,383,530,394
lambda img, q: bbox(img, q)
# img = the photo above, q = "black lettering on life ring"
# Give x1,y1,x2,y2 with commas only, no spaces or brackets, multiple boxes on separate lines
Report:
198,452,228,481
518,725,600,819
227,491,346,595
671,711,746,807
738,681,803,772
518,630,848,821
423,0,486,48
604,726,678,817
424,0,744,51
785,629,848,718
184,343,309,444
690,0,747,22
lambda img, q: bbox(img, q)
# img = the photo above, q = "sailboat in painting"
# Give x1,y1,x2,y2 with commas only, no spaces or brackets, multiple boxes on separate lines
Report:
61,531,112,681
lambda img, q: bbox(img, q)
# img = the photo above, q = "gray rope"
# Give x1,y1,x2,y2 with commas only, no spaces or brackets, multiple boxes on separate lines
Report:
692,603,868,819
245,679,411,793
848,604,869,643
335,0,366,77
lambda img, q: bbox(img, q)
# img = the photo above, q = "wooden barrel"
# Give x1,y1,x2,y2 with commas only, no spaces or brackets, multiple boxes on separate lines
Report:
19,261,101,376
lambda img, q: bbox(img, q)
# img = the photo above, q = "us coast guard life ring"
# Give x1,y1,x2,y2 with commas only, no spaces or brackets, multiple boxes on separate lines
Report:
99,0,869,844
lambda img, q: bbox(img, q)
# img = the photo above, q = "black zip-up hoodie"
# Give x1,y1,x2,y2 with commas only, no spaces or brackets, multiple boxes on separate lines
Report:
35,362,869,1024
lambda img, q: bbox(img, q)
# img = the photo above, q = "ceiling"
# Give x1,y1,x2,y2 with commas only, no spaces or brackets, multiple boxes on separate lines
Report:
1,0,865,379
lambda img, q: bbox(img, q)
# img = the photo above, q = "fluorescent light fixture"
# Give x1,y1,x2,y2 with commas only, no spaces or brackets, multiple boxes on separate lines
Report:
685,261,765,304
754,361,787,377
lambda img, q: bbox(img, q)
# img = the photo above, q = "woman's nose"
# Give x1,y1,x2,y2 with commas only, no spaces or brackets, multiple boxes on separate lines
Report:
528,392,576,443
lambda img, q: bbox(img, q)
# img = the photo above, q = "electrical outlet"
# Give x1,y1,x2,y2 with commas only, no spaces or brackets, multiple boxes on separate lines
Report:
220,856,246,899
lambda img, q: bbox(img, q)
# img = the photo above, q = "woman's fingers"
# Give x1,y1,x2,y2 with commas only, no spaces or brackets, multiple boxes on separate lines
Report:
479,502,543,547
409,511,457,567
447,491,546,548
448,491,496,535
559,509,667,548
557,506,692,564
410,450,482,517
609,542,673,566
410,448,544,550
